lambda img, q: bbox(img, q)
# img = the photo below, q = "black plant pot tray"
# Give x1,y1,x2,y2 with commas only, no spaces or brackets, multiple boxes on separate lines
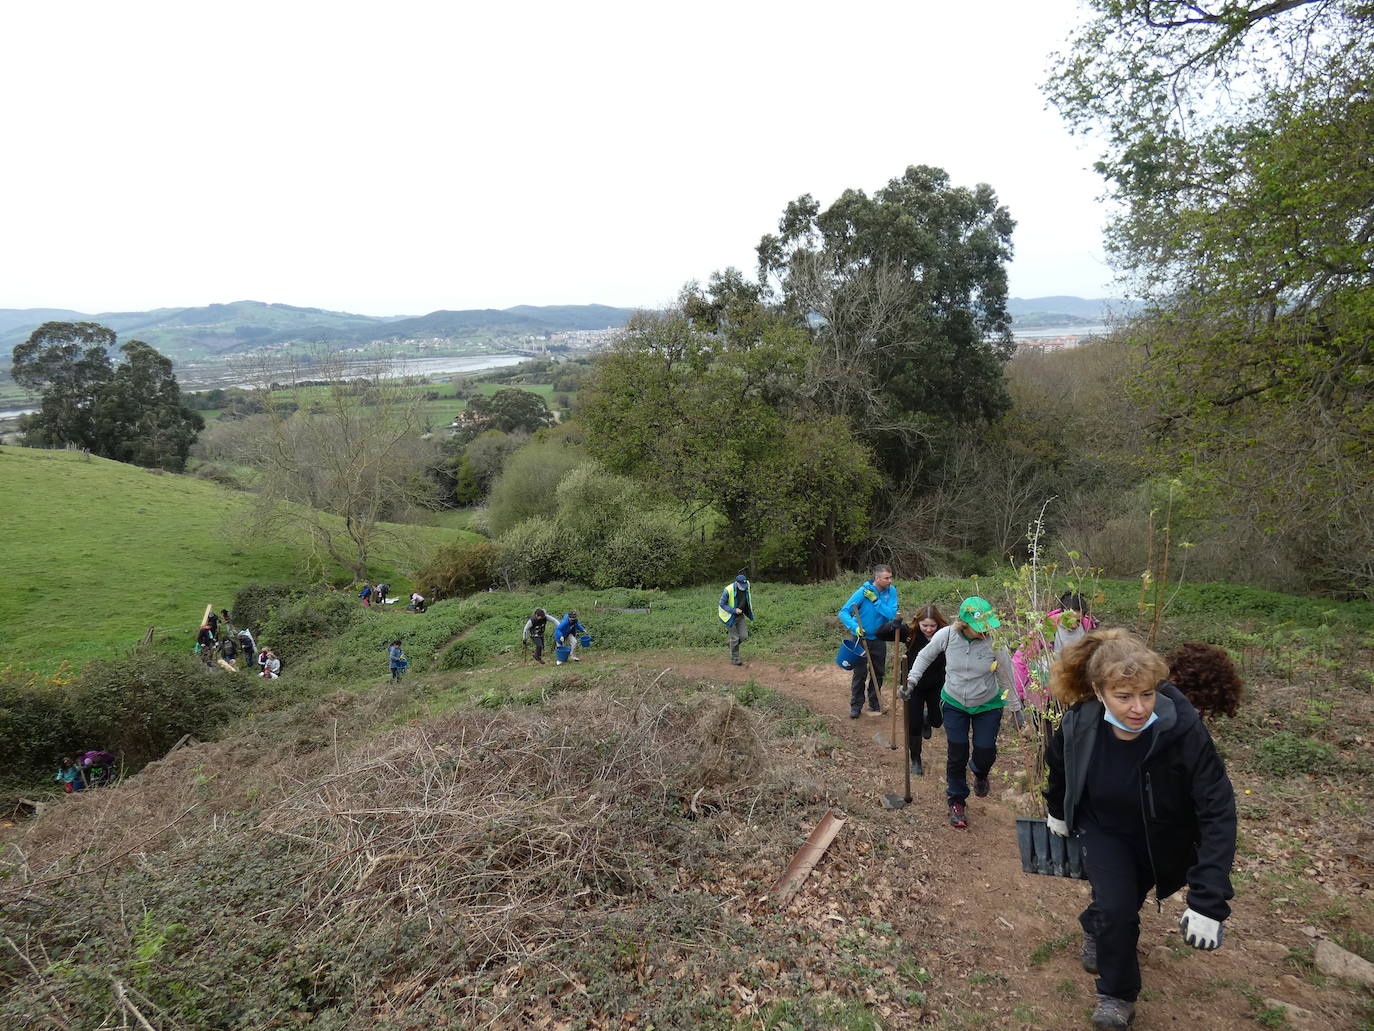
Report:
1015,816,1087,879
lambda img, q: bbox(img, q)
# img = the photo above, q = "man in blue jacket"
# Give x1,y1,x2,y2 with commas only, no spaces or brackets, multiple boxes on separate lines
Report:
718,570,754,666
838,564,900,718
555,610,586,665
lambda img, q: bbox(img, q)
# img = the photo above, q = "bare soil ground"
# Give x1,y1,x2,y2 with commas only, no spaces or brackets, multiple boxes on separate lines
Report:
657,652,1373,1031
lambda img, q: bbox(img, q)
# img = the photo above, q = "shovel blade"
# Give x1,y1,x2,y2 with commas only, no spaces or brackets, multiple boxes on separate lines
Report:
880,793,909,810
872,731,897,750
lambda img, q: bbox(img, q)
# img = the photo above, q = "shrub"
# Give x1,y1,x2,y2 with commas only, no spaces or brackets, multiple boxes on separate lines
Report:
595,509,696,588
0,673,78,780
231,582,297,633
71,654,247,767
418,539,500,599
257,592,362,659
1254,731,1336,776
485,440,584,536
498,517,568,585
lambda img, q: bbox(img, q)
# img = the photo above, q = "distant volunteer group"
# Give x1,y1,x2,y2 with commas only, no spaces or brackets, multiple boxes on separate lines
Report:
194,607,279,677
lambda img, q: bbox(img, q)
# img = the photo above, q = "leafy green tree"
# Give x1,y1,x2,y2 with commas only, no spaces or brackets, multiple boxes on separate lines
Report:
92,341,204,470
464,429,528,493
1046,0,1374,594
583,299,878,578
757,165,1017,478
466,387,555,434
12,323,202,470
11,321,115,450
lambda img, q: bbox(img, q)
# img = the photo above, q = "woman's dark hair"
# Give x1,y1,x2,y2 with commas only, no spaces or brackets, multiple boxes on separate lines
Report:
533,608,546,619
1165,642,1244,719
1059,591,1088,613
391,639,402,647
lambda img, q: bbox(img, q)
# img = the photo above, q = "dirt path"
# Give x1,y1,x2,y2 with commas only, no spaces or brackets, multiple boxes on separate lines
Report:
652,653,1348,1031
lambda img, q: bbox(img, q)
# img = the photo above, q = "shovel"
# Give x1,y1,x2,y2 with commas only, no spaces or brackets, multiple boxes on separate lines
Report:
872,620,905,750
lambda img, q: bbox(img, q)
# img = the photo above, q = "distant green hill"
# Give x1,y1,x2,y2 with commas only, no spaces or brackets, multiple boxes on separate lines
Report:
0,447,468,673
1005,296,1140,323
0,301,639,366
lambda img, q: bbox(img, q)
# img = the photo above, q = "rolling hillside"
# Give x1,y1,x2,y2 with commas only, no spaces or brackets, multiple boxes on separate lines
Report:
0,447,468,672
0,301,639,365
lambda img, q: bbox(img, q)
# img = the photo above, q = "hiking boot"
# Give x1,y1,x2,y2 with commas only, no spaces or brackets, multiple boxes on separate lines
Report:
535,658,545,665
571,655,581,662
731,658,743,666
850,707,862,719
948,802,967,828
922,724,932,740
911,759,924,777
1091,995,1134,1029
1081,933,1099,973
974,774,990,798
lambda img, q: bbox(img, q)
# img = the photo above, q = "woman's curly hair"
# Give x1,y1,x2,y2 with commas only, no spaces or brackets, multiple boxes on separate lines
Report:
1050,628,1169,706
1165,642,1245,719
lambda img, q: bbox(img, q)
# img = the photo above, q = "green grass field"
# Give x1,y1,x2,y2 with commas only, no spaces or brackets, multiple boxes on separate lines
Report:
0,447,474,673
195,381,560,428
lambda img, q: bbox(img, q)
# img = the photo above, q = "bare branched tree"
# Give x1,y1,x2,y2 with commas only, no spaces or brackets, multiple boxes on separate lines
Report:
226,348,440,581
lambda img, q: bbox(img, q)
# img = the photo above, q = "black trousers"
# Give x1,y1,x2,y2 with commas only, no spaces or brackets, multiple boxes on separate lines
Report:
531,631,545,661
905,686,942,760
1079,822,1154,1002
848,638,886,710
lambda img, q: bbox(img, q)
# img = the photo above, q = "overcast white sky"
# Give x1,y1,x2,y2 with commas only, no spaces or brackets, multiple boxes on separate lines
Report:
1,0,1115,317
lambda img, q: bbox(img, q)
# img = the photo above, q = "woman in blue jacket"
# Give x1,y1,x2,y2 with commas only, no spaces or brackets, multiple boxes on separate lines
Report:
1045,629,1238,1030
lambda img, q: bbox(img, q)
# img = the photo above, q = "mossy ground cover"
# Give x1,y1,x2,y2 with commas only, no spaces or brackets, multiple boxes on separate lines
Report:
0,447,469,673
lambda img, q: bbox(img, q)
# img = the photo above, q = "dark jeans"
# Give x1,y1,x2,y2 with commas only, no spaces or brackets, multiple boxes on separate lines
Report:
1079,823,1153,1002
531,632,544,661
941,702,1003,803
905,687,942,760
848,638,886,710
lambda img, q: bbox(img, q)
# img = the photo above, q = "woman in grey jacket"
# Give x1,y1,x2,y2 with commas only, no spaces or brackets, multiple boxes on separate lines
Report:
1045,629,1237,1030
903,596,1013,828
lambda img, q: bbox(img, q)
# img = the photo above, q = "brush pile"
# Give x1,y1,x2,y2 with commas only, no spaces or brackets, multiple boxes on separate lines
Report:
0,672,832,1029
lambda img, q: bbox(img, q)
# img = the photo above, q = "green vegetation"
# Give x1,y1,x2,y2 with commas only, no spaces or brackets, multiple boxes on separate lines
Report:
1045,2,1374,597
12,323,203,471
0,447,464,672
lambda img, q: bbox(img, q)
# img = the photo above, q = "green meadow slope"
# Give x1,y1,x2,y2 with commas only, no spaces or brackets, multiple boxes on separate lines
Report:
0,447,467,672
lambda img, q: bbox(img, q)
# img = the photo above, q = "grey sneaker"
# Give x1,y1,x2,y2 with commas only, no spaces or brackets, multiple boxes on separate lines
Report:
911,759,924,777
1091,995,1135,1029
1082,933,1098,973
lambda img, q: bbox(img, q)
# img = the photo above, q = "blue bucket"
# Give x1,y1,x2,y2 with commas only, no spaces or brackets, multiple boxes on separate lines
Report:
579,633,592,648
836,638,865,670
555,645,572,662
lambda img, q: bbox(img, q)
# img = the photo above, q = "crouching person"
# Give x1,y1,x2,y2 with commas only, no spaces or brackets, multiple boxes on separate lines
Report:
1045,629,1238,1030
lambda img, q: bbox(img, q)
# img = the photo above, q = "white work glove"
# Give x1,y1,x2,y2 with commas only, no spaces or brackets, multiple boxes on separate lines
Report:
899,679,915,701
1179,908,1223,951
1046,815,1068,837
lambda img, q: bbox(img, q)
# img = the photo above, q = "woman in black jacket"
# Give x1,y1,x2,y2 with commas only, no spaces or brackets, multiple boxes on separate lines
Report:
1044,629,1238,1030
904,604,948,776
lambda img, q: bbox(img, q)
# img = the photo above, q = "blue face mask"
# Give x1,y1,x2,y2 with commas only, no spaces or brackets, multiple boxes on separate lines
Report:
1101,704,1158,734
